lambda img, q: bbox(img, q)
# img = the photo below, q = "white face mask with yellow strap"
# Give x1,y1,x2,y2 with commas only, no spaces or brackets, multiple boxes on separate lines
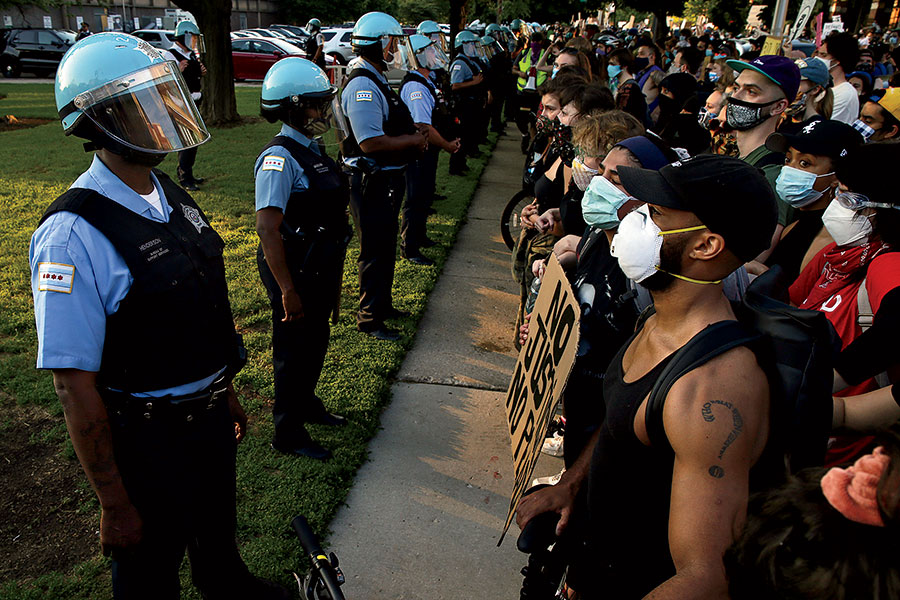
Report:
610,204,722,285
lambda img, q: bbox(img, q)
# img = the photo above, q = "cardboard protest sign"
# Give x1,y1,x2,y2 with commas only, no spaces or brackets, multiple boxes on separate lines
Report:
498,254,580,544
788,0,816,42
761,36,784,56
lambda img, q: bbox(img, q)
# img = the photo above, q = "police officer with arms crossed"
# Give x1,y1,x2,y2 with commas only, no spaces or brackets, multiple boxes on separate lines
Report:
168,20,207,191
255,58,350,460
399,34,460,266
448,30,486,175
341,11,427,342
30,33,290,599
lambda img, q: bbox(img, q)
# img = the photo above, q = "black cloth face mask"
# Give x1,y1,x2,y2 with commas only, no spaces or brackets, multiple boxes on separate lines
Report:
725,96,781,131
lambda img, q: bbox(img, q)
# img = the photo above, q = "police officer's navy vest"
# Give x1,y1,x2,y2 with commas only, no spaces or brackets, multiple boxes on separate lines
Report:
40,170,235,393
258,135,348,234
451,54,487,102
339,67,418,168
170,46,202,94
400,71,452,138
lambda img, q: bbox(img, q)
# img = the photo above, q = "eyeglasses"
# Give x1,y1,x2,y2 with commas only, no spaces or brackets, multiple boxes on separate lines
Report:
835,191,900,211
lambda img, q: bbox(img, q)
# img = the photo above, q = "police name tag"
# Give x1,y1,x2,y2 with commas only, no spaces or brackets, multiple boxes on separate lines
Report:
37,262,75,293
410,91,424,101
356,90,373,102
262,155,285,172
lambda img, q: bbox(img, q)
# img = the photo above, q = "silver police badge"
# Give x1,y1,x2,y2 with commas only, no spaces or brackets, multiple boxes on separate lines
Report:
181,204,209,234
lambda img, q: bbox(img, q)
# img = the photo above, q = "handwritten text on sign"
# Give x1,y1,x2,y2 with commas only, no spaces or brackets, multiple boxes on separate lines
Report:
499,254,579,543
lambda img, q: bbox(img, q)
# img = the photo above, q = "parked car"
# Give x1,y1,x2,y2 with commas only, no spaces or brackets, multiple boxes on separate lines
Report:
1,28,74,77
231,36,335,81
322,27,353,64
132,29,176,51
270,24,310,41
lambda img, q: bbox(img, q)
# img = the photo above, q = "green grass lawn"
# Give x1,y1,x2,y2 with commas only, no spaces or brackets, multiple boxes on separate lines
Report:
0,83,498,598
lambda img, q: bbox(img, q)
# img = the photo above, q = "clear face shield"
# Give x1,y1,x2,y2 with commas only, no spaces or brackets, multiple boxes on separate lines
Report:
429,32,448,54
462,41,479,59
415,43,449,71
482,42,495,59
72,61,209,153
305,94,349,142
383,35,415,71
184,31,205,55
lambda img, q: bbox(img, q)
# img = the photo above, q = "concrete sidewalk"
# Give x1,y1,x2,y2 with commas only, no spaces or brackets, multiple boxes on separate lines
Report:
327,127,538,599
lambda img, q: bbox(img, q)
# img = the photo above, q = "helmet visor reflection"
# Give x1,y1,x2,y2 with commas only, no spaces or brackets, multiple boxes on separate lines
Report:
74,61,209,153
417,43,449,71
185,31,206,55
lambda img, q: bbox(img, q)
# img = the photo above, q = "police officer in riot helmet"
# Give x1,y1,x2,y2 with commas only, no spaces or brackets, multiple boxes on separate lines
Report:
169,20,207,191
256,57,351,460
305,18,326,69
449,30,487,175
32,33,290,599
399,34,461,265
340,11,427,341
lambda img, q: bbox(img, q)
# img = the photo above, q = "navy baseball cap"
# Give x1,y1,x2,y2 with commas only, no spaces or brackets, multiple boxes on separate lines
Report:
618,155,778,262
727,55,802,102
766,117,864,161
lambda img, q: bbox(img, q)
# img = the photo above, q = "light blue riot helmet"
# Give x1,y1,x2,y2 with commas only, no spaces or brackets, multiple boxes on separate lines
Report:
351,11,414,71
455,30,480,59
260,56,347,139
485,23,502,37
501,26,515,52
481,35,499,59
409,33,449,71
174,20,204,54
55,32,209,160
417,19,448,54
306,18,322,33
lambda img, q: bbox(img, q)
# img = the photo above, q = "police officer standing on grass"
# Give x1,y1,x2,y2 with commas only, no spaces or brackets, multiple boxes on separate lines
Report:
399,34,461,266
30,33,290,600
255,58,350,461
305,18,326,69
340,11,427,342
449,30,486,176
169,20,206,191
485,24,511,132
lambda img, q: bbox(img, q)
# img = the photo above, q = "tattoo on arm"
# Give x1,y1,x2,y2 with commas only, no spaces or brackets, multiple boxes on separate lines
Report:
701,400,744,479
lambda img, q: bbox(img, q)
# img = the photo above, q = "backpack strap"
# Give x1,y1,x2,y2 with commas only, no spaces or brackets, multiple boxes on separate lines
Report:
644,321,761,453
857,276,874,331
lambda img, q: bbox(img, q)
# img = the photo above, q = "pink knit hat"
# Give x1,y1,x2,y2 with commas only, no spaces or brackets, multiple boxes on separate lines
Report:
821,446,890,527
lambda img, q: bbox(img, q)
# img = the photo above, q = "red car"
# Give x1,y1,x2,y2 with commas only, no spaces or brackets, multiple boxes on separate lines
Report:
231,37,303,81
231,36,336,81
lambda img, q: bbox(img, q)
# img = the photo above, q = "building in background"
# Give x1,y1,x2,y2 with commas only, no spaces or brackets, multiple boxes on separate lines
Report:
2,0,279,34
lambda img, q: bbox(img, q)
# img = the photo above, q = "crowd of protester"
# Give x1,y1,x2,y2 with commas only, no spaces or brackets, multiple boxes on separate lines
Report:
500,17,900,600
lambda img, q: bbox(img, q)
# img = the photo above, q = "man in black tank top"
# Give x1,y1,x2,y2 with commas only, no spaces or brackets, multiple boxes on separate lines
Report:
516,156,778,599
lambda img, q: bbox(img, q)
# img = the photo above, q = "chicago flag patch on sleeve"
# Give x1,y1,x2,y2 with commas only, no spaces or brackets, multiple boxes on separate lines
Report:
410,91,424,101
356,90,373,102
261,155,286,172
37,262,75,293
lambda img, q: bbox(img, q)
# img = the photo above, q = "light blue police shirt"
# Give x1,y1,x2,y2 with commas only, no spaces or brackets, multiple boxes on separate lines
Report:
400,76,435,125
255,124,319,212
340,58,403,171
450,57,475,84
29,155,224,396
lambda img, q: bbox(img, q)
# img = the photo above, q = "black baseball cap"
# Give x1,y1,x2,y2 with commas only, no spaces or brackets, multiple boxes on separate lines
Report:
766,117,864,161
618,154,778,263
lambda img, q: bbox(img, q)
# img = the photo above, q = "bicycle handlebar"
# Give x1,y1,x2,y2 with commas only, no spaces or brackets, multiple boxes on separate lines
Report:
292,515,324,557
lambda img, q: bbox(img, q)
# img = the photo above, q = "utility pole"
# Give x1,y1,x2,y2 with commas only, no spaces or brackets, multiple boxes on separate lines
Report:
771,0,789,35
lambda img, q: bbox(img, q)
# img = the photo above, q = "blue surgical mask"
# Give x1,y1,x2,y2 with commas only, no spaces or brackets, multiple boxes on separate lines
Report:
582,175,629,230
775,165,834,208
705,48,713,57
552,65,560,79
708,71,720,82
890,37,898,45
607,64,622,80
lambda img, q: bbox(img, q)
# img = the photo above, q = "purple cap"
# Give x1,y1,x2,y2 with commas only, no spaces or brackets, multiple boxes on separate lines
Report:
727,55,802,102
615,135,671,171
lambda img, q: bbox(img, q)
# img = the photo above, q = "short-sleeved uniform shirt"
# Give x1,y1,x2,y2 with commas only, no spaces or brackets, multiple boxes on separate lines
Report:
450,57,475,85
29,155,223,396
254,124,320,213
341,58,402,170
400,75,436,125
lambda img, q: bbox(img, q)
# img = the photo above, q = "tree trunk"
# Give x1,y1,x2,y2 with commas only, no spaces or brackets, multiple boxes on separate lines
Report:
651,7,667,42
172,0,239,126
449,0,464,61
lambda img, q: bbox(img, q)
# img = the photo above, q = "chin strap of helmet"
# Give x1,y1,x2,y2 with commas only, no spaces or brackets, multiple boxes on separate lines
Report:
73,121,167,167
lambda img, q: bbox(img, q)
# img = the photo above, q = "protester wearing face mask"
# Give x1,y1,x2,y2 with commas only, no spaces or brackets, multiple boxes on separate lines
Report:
780,57,833,130
855,86,900,141
816,31,861,124
606,48,650,126
512,31,550,152
652,72,710,156
670,46,704,80
520,155,778,600
634,39,665,118
790,142,900,466
724,56,800,260
515,133,676,599
848,69,874,107
754,119,864,281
